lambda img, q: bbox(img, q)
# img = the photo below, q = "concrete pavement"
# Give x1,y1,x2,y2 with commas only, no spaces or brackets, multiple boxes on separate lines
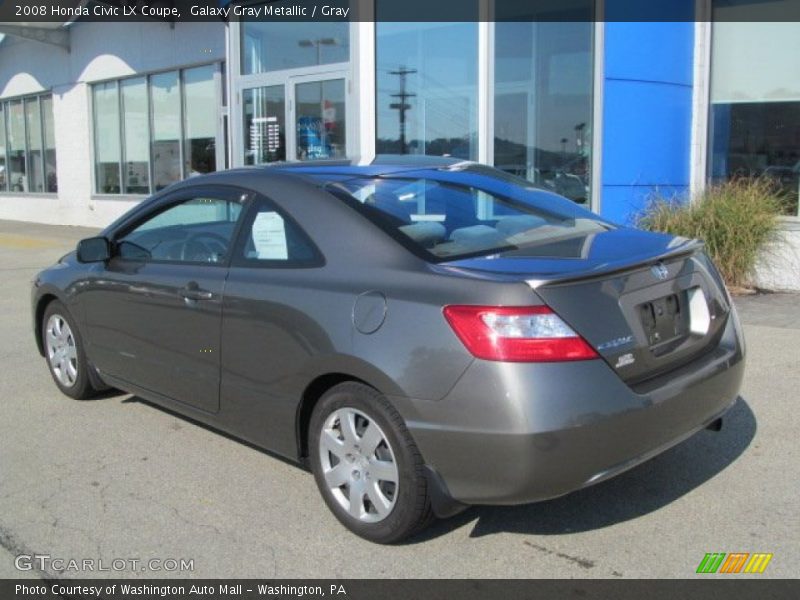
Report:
0,220,797,579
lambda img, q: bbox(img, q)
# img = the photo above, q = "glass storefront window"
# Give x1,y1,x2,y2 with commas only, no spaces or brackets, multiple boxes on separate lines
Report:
709,11,800,215
183,65,217,177
372,3,595,205
91,64,221,195
243,86,285,164
295,79,346,160
494,21,594,205
25,98,44,193
710,102,800,215
41,96,57,193
241,17,349,74
8,100,28,193
0,104,6,191
94,82,121,193
1,95,55,194
121,77,150,194
376,20,479,159
150,71,182,191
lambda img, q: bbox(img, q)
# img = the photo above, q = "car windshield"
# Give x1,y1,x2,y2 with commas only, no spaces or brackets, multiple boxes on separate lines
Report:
326,177,610,261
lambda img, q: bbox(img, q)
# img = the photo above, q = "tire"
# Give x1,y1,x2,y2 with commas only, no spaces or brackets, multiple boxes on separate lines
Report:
309,382,434,543
41,300,98,400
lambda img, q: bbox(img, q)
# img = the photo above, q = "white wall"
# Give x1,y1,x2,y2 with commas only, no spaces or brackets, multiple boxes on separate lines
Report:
752,221,800,292
0,21,225,227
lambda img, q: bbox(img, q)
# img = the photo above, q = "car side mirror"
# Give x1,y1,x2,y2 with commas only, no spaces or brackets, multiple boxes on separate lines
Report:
76,237,111,263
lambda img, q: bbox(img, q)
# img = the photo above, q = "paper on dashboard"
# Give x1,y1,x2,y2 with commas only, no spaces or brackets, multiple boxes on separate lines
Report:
252,211,288,260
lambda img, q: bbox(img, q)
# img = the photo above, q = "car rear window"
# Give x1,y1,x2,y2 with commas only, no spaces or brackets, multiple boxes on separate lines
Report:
326,177,610,261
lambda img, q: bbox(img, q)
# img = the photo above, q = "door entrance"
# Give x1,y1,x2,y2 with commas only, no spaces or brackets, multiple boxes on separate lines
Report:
240,71,348,165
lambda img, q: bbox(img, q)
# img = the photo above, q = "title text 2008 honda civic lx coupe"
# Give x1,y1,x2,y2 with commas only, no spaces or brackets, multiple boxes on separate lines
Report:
32,158,745,543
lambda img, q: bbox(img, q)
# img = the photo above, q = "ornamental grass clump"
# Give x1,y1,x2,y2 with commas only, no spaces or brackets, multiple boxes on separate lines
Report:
637,178,784,288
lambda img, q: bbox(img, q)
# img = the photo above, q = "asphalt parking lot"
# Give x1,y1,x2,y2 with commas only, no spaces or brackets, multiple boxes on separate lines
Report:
0,219,798,579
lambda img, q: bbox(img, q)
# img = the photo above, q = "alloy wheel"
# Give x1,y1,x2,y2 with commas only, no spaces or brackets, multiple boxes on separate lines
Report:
45,314,78,388
318,407,399,523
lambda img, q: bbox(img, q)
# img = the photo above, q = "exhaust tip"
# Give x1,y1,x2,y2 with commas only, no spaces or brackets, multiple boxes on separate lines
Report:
706,417,723,432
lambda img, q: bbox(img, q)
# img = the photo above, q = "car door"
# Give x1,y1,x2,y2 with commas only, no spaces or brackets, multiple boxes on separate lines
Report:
219,195,329,454
82,186,249,413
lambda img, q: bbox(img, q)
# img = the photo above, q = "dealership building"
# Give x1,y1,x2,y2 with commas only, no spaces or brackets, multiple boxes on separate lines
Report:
0,0,798,288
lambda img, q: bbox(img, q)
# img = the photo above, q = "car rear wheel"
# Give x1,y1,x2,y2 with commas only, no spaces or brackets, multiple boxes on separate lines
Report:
42,300,98,400
309,382,434,543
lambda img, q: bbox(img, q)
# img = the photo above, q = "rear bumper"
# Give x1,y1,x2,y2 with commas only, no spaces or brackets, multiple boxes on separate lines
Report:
390,309,745,506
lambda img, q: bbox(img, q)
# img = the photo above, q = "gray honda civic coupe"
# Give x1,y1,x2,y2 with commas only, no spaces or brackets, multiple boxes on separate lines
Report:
32,157,745,543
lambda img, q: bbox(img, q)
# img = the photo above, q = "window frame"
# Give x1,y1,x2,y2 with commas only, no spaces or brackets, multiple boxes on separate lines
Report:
89,62,224,197
40,95,57,193
110,184,253,268
92,80,122,195
229,194,326,269
120,76,151,195
229,11,357,168
0,92,56,195
705,14,800,218
372,13,597,210
239,15,352,77
182,63,220,178
375,19,480,161
149,69,183,193
24,96,45,193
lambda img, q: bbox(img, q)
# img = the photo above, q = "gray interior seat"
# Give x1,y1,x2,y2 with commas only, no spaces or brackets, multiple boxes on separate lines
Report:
496,215,547,236
399,222,447,247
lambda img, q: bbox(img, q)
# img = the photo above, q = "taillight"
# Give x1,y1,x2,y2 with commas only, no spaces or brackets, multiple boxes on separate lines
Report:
443,305,598,362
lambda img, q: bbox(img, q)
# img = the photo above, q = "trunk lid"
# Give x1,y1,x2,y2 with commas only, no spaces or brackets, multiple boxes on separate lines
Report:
442,228,732,384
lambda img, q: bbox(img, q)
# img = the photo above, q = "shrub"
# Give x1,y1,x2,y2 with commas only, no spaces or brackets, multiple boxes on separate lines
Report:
637,178,784,288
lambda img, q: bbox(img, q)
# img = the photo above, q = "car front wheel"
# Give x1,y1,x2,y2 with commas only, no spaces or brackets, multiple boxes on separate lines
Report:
309,382,434,543
42,300,98,400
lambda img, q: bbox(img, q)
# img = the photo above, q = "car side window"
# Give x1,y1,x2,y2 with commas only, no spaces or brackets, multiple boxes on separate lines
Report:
118,195,244,264
234,198,321,267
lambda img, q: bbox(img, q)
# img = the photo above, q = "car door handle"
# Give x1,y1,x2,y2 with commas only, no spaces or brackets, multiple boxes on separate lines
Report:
178,286,213,301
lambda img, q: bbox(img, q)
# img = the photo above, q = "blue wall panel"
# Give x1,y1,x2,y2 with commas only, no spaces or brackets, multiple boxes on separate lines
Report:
601,184,690,225
600,8,695,224
603,79,693,187
604,22,694,86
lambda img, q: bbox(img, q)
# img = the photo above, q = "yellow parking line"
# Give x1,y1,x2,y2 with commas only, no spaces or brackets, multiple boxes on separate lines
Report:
0,233,62,249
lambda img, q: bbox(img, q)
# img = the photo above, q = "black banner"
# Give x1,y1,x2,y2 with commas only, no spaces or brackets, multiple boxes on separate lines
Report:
2,579,799,600
1,0,800,23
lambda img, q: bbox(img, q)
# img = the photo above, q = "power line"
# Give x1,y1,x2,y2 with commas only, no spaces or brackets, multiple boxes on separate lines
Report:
388,66,417,154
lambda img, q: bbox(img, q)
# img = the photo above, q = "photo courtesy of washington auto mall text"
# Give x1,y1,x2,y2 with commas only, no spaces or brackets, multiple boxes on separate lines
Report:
14,583,347,598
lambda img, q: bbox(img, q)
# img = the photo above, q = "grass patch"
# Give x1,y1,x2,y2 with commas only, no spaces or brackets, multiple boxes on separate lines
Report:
637,178,784,288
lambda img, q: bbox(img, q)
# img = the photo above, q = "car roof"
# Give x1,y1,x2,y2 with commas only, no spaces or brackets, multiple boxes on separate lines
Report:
181,155,565,204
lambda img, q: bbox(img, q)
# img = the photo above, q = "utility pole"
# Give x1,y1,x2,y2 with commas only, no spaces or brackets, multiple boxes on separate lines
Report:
389,66,417,154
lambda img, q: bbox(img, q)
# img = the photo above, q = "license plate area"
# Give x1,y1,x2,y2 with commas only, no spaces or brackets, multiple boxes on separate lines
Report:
639,292,691,355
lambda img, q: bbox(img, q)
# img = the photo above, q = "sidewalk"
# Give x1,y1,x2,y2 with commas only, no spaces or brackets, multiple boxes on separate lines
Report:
734,293,800,330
